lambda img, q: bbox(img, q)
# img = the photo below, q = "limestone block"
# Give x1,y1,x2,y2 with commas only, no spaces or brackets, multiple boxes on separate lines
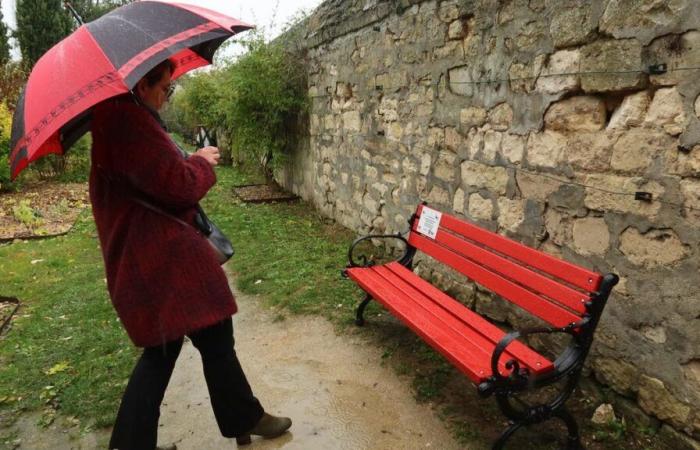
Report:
371,182,389,198
482,130,502,164
379,98,399,122
497,197,525,233
466,128,484,159
544,96,606,132
488,103,513,131
648,32,700,86
572,217,610,256
468,193,493,221
680,179,700,221
594,357,640,396
427,186,450,206
363,193,380,212
403,157,418,174
641,325,667,344
550,3,597,48
544,208,571,246
516,171,560,201
336,82,352,99
509,55,546,93
536,49,581,95
453,188,466,214
433,41,464,60
460,107,487,128
644,87,687,136
461,161,509,195
448,20,466,40
502,133,525,164
600,0,690,45
608,91,651,130
445,127,462,152
515,19,547,52
583,174,664,217
611,128,674,174
375,71,408,92
592,404,616,425
324,114,336,130
619,227,688,268
434,151,458,183
450,65,475,96
638,375,692,430
566,132,617,172
420,153,432,176
387,122,403,141
580,39,644,92
667,146,700,177
365,165,378,181
310,114,320,134
438,1,459,22
428,127,446,148
683,360,700,390
527,131,566,168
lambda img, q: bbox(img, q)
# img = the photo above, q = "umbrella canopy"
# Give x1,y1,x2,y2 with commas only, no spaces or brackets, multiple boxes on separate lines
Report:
9,0,252,180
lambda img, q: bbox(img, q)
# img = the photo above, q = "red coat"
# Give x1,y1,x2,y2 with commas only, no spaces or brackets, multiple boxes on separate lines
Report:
89,97,236,347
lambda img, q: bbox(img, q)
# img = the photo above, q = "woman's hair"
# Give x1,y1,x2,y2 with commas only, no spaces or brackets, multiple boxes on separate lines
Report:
141,59,176,86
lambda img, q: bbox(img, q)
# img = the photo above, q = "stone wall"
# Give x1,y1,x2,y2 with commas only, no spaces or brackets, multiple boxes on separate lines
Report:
276,0,700,443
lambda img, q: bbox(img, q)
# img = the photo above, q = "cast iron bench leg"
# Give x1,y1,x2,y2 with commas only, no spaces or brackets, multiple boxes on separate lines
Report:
555,407,583,450
355,293,372,326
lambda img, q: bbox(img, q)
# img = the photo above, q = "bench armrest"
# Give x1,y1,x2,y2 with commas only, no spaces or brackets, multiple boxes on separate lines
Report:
478,320,587,397
344,233,416,272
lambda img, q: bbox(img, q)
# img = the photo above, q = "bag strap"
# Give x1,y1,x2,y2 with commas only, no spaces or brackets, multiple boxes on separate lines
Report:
131,196,195,230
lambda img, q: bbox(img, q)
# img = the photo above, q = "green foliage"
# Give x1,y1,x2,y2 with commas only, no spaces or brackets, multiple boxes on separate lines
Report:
165,25,308,178
0,61,28,111
0,8,10,64
12,199,43,229
70,0,133,23
0,101,12,190
220,33,308,178
15,0,73,67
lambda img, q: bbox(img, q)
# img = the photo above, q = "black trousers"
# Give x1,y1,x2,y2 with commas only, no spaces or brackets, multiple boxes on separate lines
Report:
108,318,264,450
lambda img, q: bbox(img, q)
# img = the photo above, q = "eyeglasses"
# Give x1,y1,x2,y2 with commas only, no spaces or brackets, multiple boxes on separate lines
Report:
164,83,175,100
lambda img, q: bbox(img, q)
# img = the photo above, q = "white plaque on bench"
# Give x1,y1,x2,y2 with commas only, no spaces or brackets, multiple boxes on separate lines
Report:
417,207,442,239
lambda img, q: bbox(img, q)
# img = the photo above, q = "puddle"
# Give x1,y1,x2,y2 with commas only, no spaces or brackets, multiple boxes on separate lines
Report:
3,288,462,450
158,287,460,449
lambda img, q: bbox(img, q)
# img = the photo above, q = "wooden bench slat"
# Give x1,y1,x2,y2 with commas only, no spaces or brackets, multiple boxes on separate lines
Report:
380,263,553,375
415,204,603,293
408,232,582,328
422,224,589,314
347,267,496,382
382,262,552,371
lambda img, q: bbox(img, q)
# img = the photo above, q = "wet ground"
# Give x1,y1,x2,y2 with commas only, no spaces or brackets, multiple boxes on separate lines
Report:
6,286,461,450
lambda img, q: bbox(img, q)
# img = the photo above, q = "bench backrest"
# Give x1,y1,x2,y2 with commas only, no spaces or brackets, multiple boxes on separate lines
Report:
407,204,603,328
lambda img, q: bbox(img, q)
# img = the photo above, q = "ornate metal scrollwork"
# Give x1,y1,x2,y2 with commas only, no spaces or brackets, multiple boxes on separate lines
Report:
346,233,415,269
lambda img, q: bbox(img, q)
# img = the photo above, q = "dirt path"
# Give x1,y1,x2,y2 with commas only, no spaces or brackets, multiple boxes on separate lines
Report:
7,286,461,450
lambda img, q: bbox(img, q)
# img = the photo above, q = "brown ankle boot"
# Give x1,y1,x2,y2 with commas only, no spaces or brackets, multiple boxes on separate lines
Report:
236,413,292,445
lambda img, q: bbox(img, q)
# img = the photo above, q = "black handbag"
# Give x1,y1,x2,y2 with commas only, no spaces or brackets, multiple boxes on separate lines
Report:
194,204,234,264
132,198,234,265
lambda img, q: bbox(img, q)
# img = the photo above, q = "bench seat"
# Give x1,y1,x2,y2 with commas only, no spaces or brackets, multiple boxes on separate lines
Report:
346,261,554,383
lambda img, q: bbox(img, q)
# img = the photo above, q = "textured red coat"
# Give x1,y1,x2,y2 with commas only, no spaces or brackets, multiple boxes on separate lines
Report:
89,97,236,347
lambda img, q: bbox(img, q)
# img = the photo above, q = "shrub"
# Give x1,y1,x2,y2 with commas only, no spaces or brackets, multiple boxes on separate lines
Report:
220,34,307,179
0,100,12,190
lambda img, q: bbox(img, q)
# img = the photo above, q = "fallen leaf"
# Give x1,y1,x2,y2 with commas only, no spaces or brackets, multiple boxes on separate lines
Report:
45,362,70,376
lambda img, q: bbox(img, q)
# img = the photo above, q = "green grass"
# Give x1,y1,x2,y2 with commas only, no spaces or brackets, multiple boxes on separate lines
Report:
0,165,361,441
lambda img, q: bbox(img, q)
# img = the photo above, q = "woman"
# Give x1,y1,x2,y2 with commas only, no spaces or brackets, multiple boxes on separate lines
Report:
89,59,291,450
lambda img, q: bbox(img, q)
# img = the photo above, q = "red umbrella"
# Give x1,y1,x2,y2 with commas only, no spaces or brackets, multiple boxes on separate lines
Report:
8,0,252,179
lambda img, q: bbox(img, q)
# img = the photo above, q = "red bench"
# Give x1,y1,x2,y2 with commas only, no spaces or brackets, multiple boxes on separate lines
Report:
343,204,618,450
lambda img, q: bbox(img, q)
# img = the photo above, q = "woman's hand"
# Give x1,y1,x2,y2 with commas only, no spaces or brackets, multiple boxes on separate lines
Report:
194,146,220,166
